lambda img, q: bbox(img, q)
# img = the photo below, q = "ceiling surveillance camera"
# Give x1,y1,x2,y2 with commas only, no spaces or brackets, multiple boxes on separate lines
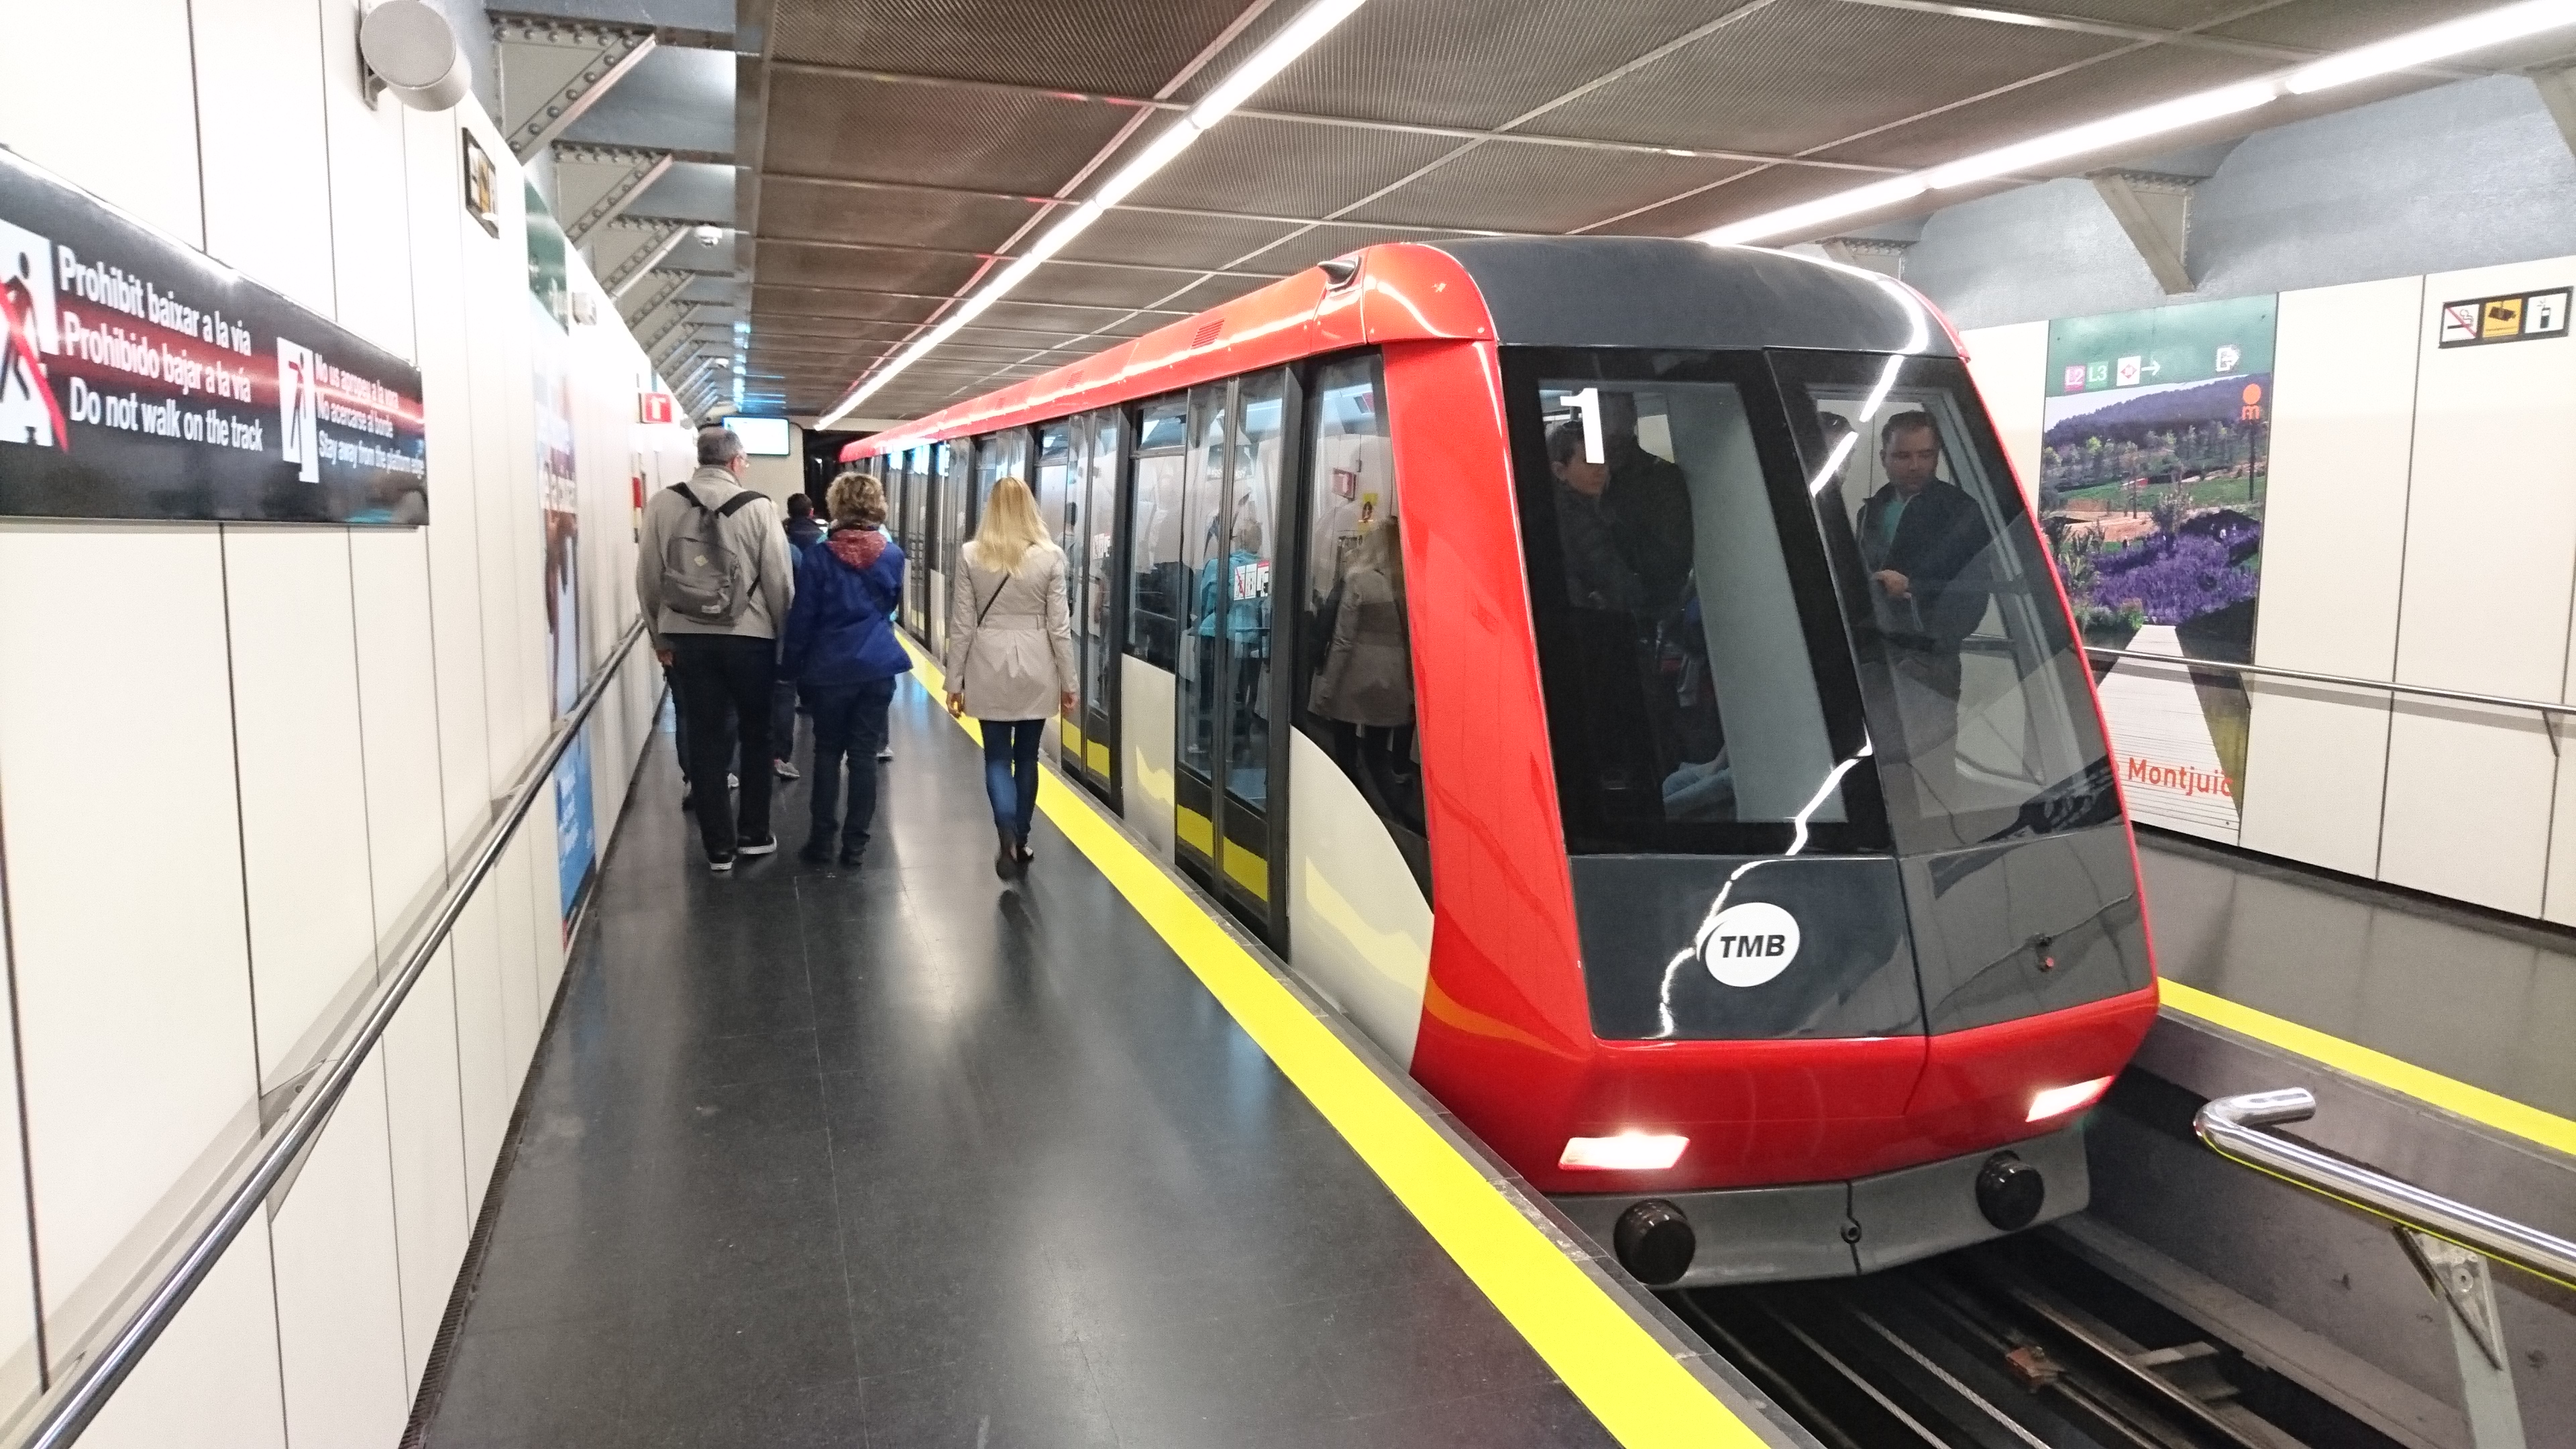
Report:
360,1,468,111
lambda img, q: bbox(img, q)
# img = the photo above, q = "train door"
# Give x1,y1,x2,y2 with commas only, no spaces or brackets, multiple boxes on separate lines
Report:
902,446,930,636
933,439,971,660
1175,370,1297,941
1067,405,1125,802
1034,421,1079,770
1283,352,1433,1063
1120,396,1190,861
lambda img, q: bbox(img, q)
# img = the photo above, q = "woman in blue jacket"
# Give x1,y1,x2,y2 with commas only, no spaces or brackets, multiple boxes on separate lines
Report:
780,471,909,866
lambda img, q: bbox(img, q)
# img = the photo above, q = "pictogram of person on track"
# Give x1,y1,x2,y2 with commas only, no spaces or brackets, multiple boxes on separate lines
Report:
1,247,70,450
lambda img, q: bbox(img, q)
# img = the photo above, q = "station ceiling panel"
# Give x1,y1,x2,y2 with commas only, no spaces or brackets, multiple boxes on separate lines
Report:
727,0,2573,418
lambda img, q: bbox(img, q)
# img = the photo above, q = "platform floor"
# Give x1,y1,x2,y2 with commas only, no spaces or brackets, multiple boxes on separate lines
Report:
418,678,1615,1449
2137,829,2576,1120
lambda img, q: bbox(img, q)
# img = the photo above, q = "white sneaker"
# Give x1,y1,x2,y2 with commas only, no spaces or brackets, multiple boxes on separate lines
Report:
773,759,800,780
727,772,739,790
737,836,779,857
877,745,893,761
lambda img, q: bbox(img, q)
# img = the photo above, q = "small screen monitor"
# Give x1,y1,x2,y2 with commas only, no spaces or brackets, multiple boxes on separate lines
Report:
724,417,793,456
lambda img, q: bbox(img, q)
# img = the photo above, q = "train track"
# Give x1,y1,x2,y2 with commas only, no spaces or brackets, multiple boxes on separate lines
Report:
1668,1231,2403,1449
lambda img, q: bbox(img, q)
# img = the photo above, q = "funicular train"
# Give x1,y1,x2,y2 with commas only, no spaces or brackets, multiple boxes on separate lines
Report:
845,237,2158,1287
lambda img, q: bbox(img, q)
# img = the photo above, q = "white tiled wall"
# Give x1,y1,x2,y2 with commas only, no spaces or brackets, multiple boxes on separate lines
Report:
2379,258,2576,916
1967,255,2576,922
2237,278,2422,878
0,1,686,1439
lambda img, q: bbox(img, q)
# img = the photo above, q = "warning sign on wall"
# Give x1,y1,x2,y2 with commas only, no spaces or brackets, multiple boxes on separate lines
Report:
2439,286,2571,348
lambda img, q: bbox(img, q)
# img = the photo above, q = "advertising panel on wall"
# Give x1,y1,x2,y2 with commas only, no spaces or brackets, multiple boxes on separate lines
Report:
0,148,427,523
530,184,596,924
2039,294,2275,842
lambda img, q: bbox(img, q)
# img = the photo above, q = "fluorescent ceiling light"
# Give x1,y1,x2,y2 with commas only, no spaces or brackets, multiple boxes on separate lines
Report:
1697,2,2576,250
816,0,1371,429
1702,174,1926,246
1920,80,2276,190
1558,1133,1689,1171
1189,0,1366,126
2289,0,2576,93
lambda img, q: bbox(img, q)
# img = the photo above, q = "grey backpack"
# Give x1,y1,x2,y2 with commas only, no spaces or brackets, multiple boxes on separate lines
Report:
661,484,763,622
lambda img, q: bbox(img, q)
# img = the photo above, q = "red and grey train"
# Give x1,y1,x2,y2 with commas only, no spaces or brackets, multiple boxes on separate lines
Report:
847,237,2159,1287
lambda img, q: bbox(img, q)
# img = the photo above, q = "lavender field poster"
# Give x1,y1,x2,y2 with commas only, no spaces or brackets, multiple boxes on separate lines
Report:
2039,294,2275,842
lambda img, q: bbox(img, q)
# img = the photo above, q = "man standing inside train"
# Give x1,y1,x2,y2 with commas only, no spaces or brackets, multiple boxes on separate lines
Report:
1857,411,1988,707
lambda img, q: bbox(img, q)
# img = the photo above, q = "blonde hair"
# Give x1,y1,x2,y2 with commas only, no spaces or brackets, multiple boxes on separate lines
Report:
969,476,1050,576
826,470,885,527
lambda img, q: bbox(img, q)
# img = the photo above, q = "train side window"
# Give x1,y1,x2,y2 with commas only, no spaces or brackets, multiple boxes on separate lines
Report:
1126,394,1190,670
1293,355,1428,892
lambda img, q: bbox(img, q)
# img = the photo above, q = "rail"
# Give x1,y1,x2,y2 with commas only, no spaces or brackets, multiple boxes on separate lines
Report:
2084,648,2573,719
2194,1089,2576,1291
0,616,651,1449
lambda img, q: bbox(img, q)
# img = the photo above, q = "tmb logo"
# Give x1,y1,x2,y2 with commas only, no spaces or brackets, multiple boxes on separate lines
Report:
1695,901,1802,989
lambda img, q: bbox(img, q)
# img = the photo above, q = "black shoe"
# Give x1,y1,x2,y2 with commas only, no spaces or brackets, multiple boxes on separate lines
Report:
838,845,865,868
737,835,779,857
1016,840,1034,867
996,826,1018,879
707,853,735,874
877,745,893,762
799,839,833,865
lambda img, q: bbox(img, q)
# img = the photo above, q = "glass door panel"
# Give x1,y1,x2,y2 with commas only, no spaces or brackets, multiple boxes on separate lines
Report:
1032,421,1078,769
1174,384,1231,880
1216,373,1286,909
1079,407,1124,792
1127,400,1189,673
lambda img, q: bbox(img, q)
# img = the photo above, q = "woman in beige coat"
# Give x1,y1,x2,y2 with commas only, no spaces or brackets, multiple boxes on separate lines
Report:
943,476,1077,876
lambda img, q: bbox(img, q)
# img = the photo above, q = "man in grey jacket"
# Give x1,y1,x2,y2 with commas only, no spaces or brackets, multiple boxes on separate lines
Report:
637,427,796,870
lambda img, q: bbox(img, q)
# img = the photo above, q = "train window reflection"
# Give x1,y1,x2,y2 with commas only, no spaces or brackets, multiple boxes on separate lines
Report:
1793,356,2115,851
1519,376,1855,853
1295,354,1428,895
1126,395,1189,671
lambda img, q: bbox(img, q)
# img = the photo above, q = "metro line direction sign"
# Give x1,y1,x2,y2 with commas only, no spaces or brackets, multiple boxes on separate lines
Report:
0,149,427,524
2438,287,2570,348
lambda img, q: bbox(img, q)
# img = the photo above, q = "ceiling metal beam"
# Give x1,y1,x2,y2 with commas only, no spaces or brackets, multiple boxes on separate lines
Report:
1829,0,2486,76
756,171,1541,235
600,221,691,300
753,280,1190,315
552,144,674,243
761,58,1911,175
2533,64,2576,160
759,235,1289,280
493,14,660,162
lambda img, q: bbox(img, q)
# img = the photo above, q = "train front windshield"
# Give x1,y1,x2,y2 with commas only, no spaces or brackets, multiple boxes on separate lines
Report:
1509,350,2116,858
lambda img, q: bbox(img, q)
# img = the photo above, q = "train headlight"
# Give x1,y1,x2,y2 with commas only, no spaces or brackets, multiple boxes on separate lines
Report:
1559,1133,1688,1171
2025,1075,2114,1123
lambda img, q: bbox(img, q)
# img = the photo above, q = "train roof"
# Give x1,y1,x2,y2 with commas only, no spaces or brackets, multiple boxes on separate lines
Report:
847,238,1953,458
1430,237,1947,357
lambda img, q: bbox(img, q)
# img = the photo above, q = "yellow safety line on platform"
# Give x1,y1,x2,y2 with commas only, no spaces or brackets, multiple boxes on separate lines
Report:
2159,979,2576,1161
900,641,1760,1448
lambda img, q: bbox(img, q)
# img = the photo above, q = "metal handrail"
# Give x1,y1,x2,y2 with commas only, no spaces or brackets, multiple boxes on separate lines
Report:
1,617,651,1449
2086,648,2573,718
2195,1089,2576,1291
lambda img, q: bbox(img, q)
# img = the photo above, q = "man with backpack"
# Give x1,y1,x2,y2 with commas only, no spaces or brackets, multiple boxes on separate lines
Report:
637,427,796,871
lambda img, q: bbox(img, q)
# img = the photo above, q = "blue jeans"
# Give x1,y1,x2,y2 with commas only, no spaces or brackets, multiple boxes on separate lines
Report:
805,678,896,851
981,718,1046,841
